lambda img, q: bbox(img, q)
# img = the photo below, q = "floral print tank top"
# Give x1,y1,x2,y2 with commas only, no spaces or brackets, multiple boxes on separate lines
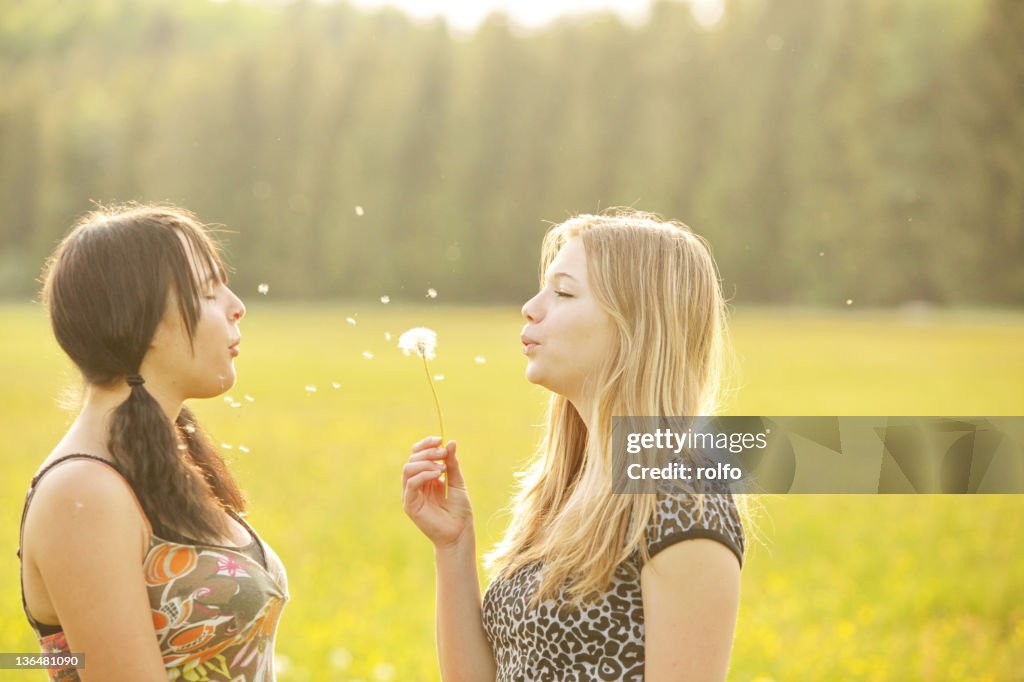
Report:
18,454,289,682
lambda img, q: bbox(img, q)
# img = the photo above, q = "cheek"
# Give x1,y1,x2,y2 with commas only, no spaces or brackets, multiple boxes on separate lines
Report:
580,306,616,350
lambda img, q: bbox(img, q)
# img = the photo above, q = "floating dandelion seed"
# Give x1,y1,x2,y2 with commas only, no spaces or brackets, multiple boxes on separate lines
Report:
384,332,392,341
846,299,853,306
398,327,446,472
426,288,438,299
346,317,357,326
380,295,390,304
362,351,374,359
475,356,487,364
434,374,445,381
230,402,241,408
221,443,233,450
305,385,318,392
332,382,341,389
354,206,365,216
223,396,234,403
257,283,269,295
819,251,825,257
244,395,255,402
238,445,250,453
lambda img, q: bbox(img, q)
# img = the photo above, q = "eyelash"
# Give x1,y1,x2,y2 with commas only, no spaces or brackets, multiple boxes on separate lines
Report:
554,290,573,298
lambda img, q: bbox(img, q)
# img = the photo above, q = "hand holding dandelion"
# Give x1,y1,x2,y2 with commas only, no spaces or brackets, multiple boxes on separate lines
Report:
398,327,445,445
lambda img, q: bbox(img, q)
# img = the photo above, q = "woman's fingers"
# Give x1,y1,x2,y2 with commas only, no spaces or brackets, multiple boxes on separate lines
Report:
402,467,445,509
411,436,443,453
408,446,449,463
402,459,446,486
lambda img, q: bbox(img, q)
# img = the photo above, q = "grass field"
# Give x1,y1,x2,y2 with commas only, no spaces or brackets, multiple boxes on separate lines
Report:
2,302,1023,681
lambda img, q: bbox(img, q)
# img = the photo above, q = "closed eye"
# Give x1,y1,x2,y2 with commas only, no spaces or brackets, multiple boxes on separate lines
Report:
555,290,573,298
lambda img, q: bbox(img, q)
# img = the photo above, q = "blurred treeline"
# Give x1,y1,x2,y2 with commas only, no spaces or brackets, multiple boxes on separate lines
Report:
0,0,1021,304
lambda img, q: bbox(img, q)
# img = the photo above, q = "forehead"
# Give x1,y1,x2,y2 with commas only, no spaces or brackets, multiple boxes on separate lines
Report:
546,236,588,278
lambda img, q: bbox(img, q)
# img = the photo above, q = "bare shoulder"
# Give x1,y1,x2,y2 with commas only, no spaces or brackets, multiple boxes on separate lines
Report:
24,457,147,559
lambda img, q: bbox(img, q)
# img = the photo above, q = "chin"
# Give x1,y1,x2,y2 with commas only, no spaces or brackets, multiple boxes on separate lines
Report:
525,368,558,394
198,371,237,399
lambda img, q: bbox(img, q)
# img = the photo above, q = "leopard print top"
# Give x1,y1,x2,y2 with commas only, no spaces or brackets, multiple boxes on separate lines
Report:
481,493,744,681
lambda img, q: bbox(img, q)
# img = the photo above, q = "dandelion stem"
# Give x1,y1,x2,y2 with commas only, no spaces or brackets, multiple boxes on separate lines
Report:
421,354,447,495
421,354,445,444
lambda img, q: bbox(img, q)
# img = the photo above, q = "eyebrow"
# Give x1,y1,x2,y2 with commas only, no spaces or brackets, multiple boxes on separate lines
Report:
546,271,578,283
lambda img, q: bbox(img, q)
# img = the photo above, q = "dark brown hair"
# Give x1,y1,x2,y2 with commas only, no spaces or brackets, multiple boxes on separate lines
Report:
41,203,245,544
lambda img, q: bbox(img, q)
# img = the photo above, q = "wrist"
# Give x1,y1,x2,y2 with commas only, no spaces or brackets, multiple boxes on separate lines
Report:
434,529,476,559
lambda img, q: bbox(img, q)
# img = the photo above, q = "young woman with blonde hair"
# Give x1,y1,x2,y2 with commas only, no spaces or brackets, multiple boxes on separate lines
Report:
19,205,287,681
403,209,749,680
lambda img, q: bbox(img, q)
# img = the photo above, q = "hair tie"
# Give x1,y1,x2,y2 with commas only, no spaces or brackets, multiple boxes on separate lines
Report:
126,374,145,387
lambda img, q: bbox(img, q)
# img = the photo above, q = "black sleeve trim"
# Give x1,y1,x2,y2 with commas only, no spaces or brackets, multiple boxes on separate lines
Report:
647,528,744,569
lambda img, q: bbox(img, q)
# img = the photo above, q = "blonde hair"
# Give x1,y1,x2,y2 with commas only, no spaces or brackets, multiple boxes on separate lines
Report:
486,208,753,604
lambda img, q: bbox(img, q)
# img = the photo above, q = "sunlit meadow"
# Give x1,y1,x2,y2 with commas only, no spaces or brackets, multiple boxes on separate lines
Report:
2,302,1022,681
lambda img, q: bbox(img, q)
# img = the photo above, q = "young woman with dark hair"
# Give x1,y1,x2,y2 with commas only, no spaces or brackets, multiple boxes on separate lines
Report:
18,204,287,681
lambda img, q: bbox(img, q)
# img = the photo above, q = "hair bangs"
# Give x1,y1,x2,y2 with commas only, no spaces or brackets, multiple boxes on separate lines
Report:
166,216,229,345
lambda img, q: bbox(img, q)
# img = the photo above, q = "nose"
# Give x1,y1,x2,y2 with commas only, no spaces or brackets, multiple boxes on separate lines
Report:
521,290,543,322
228,289,246,322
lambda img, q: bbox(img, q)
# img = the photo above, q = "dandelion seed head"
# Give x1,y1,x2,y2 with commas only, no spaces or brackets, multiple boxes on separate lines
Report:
398,327,438,360
257,283,269,295
380,295,390,304
426,288,438,299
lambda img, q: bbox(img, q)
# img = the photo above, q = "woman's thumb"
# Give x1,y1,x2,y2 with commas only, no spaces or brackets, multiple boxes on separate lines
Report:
444,440,465,488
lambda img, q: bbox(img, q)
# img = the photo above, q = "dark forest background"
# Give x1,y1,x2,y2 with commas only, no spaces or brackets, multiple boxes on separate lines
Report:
1,0,1021,304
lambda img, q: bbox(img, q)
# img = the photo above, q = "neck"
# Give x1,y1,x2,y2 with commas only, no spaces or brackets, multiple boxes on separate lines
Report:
567,391,596,436
78,379,184,436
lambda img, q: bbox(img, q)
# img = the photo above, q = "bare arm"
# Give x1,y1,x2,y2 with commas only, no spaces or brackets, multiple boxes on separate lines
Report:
403,438,496,682
23,461,167,681
641,538,741,682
